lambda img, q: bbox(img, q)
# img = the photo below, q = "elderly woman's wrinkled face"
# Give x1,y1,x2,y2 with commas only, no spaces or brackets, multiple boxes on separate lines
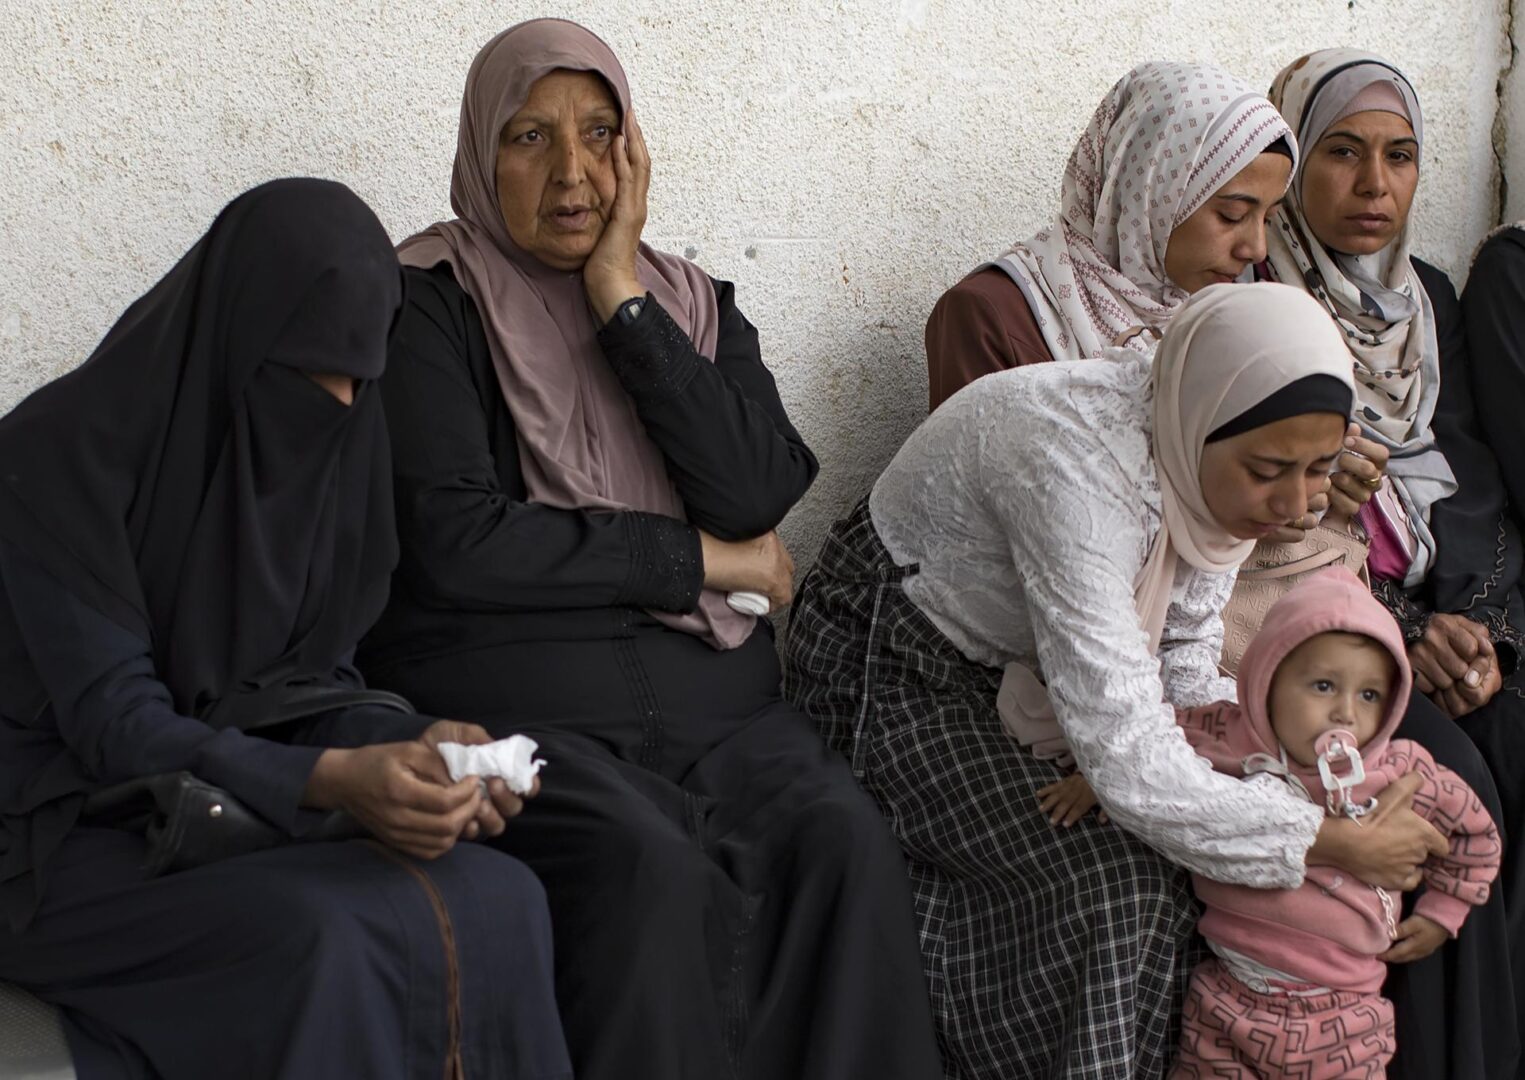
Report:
1163,151,1292,294
1299,110,1418,256
496,70,621,270
1198,412,1346,540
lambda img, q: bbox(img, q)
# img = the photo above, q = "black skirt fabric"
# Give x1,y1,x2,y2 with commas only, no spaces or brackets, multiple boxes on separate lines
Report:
0,829,570,1080
785,499,1199,1078
374,626,943,1080
1384,692,1522,1080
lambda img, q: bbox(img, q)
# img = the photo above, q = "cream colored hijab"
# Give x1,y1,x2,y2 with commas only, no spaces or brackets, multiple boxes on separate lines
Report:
1139,281,1358,646
1002,283,1355,763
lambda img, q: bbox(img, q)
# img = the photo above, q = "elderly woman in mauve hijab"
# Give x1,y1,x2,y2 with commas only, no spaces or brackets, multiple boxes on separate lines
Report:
0,179,570,1080
356,19,942,1079
1255,49,1525,1078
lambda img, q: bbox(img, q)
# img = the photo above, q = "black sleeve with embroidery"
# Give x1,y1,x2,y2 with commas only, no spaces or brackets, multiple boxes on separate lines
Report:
377,265,703,616
1373,578,1434,648
1412,258,1525,657
596,281,818,541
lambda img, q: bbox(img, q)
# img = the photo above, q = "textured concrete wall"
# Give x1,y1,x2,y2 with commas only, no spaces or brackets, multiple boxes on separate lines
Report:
1502,26,1525,223
0,0,1511,576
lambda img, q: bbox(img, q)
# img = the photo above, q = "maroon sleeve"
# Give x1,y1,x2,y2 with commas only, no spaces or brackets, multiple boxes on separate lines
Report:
925,267,1054,412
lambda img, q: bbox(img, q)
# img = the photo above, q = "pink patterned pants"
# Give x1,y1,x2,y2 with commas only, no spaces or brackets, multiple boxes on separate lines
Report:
1171,958,1396,1078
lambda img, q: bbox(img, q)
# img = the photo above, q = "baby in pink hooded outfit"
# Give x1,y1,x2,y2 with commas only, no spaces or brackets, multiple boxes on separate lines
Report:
1168,567,1501,1078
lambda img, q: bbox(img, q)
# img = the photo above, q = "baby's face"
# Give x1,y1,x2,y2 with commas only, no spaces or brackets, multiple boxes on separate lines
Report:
1267,632,1395,768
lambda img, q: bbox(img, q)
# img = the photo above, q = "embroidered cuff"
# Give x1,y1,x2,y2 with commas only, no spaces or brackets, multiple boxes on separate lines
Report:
619,512,703,613
1371,579,1432,646
1464,608,1524,678
597,295,703,408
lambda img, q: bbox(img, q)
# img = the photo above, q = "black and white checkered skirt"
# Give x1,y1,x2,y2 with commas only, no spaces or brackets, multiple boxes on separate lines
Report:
784,498,1197,1079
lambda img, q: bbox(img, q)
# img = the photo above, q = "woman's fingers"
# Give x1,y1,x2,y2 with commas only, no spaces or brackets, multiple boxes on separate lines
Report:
626,110,651,199
1336,448,1383,485
1346,432,1391,471
393,762,480,814
471,789,507,838
419,719,493,750
1413,626,1470,684
1266,522,1314,544
1371,772,1421,818
1436,617,1481,662
1328,473,1373,514
484,777,526,824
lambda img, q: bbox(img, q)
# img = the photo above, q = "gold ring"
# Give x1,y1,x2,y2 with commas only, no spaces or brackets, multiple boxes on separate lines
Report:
1360,474,1382,491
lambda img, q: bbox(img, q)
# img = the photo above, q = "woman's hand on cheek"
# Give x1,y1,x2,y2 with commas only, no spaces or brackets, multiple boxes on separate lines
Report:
585,111,651,324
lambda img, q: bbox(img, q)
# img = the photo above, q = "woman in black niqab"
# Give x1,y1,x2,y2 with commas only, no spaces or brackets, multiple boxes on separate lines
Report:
0,179,569,1080
0,176,398,721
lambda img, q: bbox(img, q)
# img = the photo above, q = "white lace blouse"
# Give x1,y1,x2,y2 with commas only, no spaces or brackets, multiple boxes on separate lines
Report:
869,355,1323,888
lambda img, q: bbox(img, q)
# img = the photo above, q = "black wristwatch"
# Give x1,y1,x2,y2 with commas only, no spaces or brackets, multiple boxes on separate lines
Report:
615,295,647,326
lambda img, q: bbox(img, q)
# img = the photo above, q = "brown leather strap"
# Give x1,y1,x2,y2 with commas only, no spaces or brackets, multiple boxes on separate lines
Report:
367,841,466,1080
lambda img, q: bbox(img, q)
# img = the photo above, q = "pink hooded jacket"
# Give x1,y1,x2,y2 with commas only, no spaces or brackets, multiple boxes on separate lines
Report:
1179,567,1500,993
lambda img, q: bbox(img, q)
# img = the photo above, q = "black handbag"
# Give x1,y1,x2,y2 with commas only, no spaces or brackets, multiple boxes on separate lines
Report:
81,685,415,876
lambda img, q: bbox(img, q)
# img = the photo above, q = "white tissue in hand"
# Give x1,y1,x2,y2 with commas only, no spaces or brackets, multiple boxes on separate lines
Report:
436,736,546,796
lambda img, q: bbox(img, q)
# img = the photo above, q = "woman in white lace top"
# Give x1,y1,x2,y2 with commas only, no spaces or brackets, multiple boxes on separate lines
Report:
786,282,1449,1078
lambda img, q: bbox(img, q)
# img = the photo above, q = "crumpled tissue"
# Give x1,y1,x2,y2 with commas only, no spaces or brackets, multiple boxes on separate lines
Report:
436,735,546,796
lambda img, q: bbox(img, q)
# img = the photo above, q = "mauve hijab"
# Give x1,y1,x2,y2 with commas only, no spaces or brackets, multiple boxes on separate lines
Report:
399,18,751,649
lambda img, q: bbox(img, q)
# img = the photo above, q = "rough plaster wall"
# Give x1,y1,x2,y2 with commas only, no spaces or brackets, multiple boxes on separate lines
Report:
1503,3,1525,222
0,0,1510,578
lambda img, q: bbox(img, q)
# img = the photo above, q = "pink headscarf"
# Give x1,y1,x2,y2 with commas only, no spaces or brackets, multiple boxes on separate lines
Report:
399,19,752,649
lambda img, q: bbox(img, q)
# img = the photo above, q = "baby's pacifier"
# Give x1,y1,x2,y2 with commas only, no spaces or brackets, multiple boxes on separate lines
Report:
1315,729,1373,817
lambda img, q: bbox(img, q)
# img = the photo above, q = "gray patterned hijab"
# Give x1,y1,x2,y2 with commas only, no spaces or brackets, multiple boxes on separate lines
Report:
1264,48,1454,586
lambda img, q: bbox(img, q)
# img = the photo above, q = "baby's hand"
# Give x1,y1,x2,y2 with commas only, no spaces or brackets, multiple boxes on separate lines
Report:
1036,772,1108,827
1378,915,1449,963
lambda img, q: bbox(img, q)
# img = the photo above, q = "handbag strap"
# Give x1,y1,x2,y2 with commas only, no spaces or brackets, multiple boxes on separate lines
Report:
201,684,415,733
1239,545,1352,582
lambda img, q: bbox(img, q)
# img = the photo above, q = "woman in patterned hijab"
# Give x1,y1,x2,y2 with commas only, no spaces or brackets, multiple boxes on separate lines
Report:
1262,47,1525,1079
926,61,1296,408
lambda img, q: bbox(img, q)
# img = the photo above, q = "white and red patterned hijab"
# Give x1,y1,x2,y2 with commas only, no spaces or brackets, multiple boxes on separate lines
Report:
990,62,1295,362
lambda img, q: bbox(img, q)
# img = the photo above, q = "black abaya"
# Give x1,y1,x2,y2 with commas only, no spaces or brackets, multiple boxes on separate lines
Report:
361,263,943,1080
0,181,569,1080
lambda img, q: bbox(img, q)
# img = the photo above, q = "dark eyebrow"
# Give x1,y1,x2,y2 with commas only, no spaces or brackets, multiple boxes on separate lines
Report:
1249,451,1339,467
504,111,554,130
1214,192,1264,207
1321,128,1418,148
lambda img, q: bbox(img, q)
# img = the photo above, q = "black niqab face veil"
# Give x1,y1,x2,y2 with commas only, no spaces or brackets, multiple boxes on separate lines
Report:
0,178,404,723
